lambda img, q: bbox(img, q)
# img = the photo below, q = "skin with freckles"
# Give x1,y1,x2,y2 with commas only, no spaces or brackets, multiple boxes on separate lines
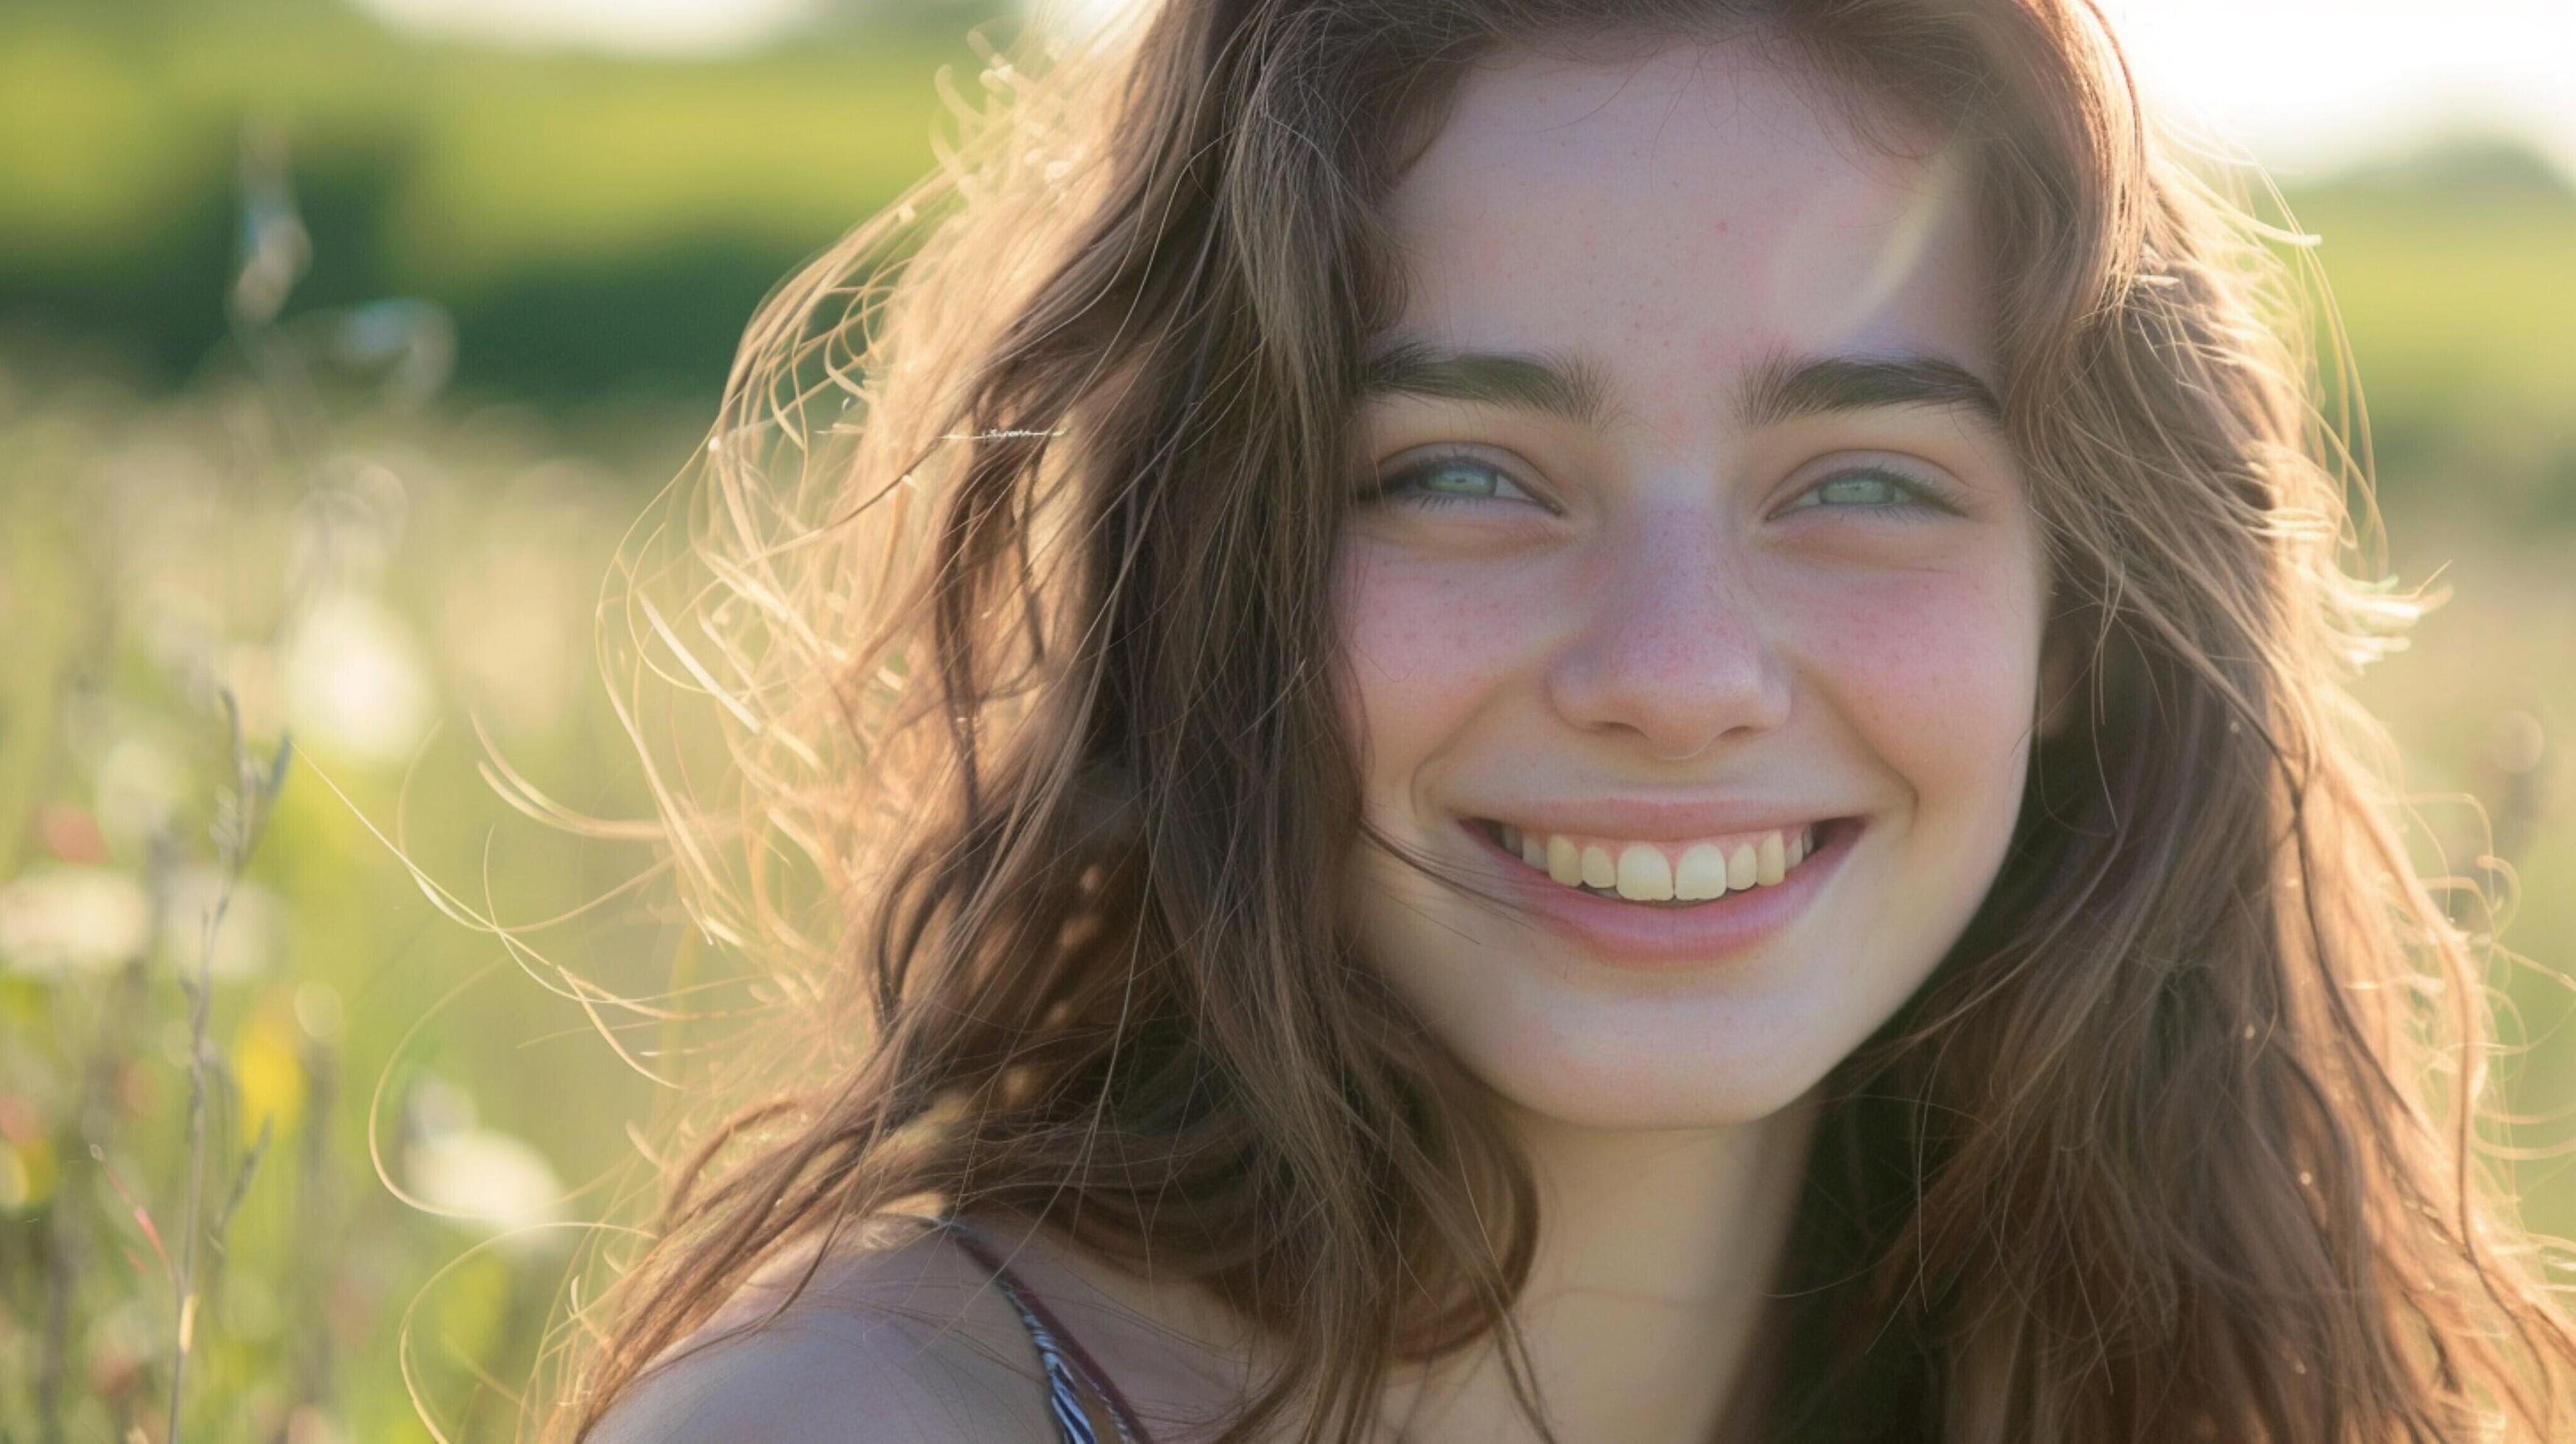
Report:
1340,40,2049,1136
1331,41,2054,1437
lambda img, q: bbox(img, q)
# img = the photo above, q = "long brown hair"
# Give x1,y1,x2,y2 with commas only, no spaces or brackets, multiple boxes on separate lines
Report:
547,1,2576,1437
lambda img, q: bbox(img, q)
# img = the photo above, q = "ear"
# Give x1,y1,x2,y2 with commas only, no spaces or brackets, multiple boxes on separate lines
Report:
2034,612,2083,744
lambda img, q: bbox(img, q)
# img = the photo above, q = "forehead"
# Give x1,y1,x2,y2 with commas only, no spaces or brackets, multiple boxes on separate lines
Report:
1379,38,1990,428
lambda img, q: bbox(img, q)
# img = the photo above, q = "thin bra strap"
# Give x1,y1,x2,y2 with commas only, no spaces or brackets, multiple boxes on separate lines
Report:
944,1218,1156,1444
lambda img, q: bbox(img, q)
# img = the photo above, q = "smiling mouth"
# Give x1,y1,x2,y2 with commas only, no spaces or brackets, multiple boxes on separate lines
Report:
1468,816,1859,909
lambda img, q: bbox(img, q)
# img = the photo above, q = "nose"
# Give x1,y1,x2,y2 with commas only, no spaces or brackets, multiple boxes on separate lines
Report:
1544,501,1791,761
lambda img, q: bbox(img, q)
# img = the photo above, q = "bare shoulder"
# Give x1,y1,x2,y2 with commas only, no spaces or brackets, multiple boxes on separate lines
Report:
583,1216,1059,1444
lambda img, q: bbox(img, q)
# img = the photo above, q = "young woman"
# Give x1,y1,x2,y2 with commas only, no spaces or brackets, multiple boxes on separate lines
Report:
560,0,2576,1437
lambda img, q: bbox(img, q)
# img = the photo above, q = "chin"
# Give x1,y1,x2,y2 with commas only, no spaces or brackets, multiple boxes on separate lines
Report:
1459,998,1846,1133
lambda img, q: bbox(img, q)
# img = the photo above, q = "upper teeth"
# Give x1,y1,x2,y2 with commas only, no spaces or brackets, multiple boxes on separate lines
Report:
1495,823,1815,902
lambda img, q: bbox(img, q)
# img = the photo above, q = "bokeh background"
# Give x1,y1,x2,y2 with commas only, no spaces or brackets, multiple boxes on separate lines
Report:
1,0,2569,1439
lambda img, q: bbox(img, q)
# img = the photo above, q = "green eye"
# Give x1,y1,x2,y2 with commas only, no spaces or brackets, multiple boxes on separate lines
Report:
1373,455,1542,509
1419,460,1505,496
1783,466,1954,514
1811,474,1902,505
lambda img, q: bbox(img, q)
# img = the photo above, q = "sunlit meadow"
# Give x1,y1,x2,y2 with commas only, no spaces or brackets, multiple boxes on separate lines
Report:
1,10,2572,1440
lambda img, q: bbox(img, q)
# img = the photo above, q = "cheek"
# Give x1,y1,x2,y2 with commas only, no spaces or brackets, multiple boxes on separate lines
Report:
1333,542,1545,795
1771,551,2043,817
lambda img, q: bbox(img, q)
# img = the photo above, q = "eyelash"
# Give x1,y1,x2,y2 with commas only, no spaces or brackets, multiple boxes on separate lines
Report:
1366,453,1965,517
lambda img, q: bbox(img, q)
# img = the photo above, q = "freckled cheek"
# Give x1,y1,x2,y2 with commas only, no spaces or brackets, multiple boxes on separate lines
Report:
1332,550,1545,788
1775,564,2043,801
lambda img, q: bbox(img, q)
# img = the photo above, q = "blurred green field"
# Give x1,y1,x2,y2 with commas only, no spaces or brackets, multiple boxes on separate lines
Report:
1,8,2572,1441
0,357,680,1440
0,1,990,402
2290,148,2576,526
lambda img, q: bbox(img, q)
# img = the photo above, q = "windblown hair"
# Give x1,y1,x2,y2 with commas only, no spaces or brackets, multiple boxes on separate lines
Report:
550,0,2576,1437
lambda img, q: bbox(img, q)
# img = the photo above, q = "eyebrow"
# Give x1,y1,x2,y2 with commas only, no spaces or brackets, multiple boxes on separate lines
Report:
1356,340,1613,426
1355,340,2004,431
1741,351,2004,430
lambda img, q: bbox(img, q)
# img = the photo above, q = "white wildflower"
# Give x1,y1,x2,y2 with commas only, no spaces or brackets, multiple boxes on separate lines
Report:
0,868,151,976
407,1128,566,1247
284,591,435,765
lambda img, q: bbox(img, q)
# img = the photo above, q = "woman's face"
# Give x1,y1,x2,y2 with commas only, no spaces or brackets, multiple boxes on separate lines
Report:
1336,40,2050,1130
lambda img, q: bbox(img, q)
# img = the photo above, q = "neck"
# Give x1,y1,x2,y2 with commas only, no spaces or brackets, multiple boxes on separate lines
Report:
969,1090,1822,1443
1379,1090,1822,1443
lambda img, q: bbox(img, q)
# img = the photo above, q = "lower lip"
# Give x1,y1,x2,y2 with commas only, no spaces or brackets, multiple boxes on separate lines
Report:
1465,819,1858,969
